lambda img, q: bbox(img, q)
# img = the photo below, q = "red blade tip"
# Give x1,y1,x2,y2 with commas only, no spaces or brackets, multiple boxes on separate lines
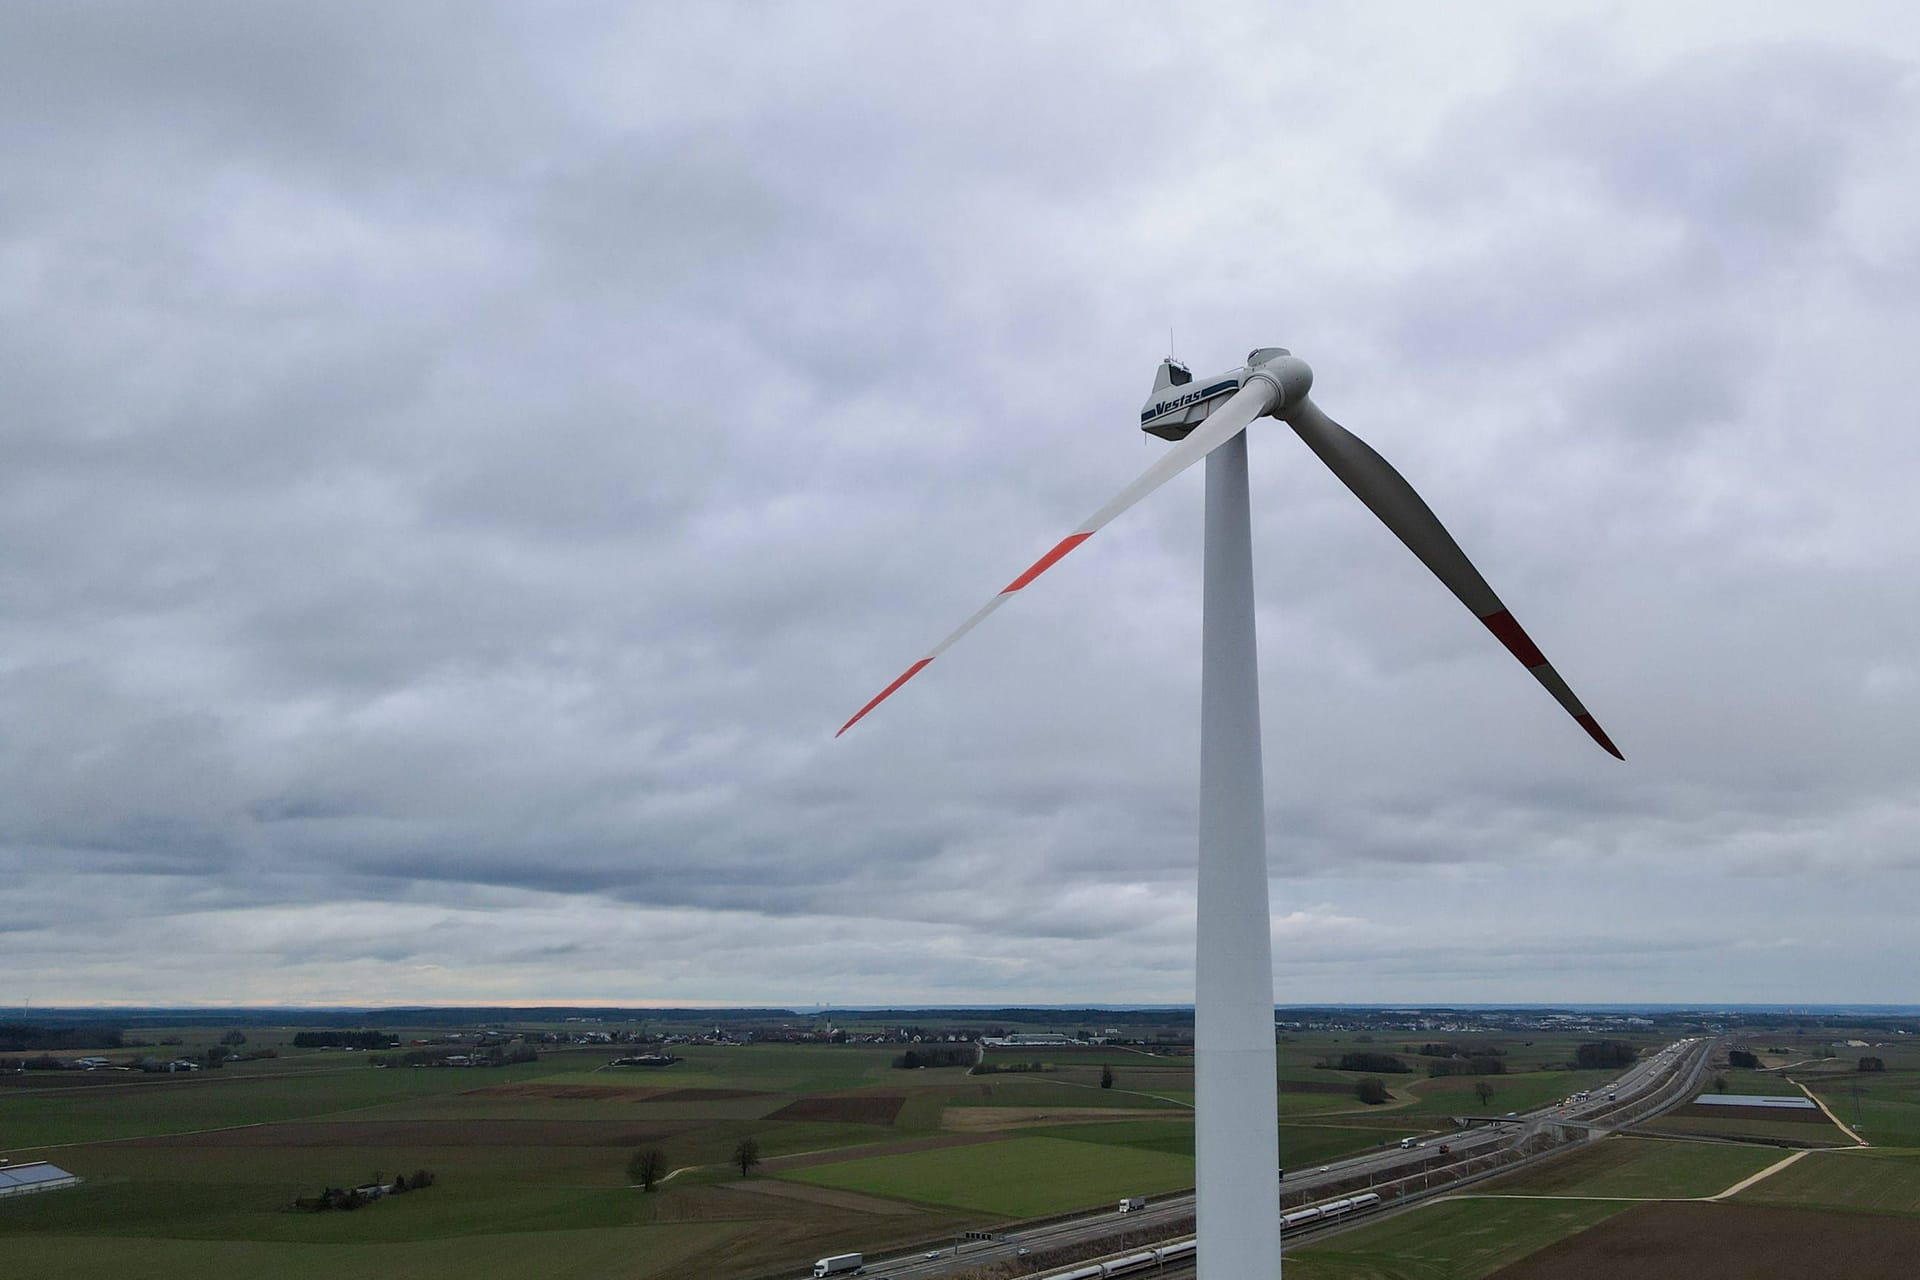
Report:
836,658,934,737
1576,713,1624,760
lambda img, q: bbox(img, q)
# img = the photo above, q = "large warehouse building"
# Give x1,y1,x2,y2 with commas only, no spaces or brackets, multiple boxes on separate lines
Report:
0,1161,79,1198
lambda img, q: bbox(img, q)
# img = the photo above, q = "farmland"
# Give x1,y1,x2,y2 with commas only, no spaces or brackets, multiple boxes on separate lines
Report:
8,1008,1919,1278
1487,1201,1920,1279
784,1134,1192,1217
1488,1136,1782,1200
1,1010,1682,1278
1290,1033,1920,1280
1737,1149,1920,1216
1286,1195,1628,1279
0,1024,987,1279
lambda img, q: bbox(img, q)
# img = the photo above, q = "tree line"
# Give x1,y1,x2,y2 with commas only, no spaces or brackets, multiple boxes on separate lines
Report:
0,1024,126,1052
1574,1041,1637,1069
292,1030,400,1050
892,1045,974,1069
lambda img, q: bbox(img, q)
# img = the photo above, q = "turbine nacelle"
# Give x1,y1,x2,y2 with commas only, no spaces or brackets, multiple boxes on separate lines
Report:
1141,349,1313,441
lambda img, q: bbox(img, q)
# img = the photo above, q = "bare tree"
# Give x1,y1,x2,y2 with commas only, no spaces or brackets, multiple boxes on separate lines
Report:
1474,1080,1495,1107
733,1137,762,1178
628,1148,667,1191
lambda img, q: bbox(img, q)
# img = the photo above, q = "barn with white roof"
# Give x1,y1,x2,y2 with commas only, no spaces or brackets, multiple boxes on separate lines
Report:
0,1161,80,1198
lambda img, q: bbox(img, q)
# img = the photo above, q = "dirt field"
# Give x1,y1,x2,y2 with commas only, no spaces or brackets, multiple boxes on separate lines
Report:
768,1094,907,1124
463,1082,667,1101
1283,1079,1369,1095
1489,1201,1920,1279
1669,1101,1830,1123
647,1087,771,1102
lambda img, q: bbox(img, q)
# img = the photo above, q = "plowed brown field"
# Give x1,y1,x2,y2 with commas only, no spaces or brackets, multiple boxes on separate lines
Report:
1490,1201,1920,1279
1669,1101,1829,1123
462,1082,666,1101
768,1094,907,1124
1285,1079,1371,1095
648,1087,769,1102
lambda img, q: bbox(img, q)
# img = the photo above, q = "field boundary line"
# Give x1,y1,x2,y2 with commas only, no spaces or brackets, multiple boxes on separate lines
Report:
1039,1075,1193,1110
1790,1078,1867,1146
1439,1192,1686,1203
1711,1148,1809,1199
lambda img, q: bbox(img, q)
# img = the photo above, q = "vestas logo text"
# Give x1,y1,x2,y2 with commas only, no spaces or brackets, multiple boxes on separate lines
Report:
1142,379,1241,422
1148,388,1210,418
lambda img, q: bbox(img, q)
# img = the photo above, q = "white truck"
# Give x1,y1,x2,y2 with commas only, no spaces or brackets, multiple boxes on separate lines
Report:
811,1253,863,1277
1118,1196,1148,1212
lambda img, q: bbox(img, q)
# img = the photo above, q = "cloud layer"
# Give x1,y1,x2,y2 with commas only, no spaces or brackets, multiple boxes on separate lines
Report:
5,2,1918,1005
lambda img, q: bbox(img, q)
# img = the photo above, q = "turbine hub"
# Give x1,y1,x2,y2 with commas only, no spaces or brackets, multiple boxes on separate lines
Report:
1245,351,1313,412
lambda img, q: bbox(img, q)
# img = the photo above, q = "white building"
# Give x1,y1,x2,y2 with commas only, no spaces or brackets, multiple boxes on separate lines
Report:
0,1161,79,1198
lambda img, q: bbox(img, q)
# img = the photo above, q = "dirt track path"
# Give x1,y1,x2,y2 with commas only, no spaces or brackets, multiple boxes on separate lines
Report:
1791,1078,1867,1145
1710,1149,1810,1199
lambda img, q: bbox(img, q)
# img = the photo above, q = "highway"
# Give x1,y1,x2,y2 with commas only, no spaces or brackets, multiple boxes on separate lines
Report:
838,1036,1716,1280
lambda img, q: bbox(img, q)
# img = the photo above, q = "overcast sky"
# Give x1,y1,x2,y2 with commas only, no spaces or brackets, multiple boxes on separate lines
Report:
5,2,1918,1009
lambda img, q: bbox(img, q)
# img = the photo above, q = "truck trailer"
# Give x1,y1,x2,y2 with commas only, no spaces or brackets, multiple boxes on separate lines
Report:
812,1253,863,1277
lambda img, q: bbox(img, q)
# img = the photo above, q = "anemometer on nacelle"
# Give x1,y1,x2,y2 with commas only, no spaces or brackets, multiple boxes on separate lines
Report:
1140,347,1309,441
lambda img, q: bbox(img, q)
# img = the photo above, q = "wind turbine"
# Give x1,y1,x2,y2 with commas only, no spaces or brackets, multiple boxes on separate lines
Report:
839,348,1620,1277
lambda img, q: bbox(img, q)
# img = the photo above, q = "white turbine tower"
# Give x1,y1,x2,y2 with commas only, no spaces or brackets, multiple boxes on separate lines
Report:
839,348,1620,1277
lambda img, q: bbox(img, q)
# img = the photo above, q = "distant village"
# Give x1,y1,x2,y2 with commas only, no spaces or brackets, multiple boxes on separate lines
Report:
9,1006,1910,1075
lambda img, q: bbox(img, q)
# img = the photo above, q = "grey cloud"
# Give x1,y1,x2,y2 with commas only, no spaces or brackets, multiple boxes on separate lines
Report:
5,4,1920,1005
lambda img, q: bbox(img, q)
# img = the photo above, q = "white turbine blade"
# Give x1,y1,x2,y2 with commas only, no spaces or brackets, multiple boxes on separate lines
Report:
1281,396,1623,759
837,379,1281,736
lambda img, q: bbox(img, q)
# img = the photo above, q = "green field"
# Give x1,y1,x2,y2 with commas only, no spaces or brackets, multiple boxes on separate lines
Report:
1390,1069,1618,1120
783,1134,1193,1217
1026,1118,1195,1156
0,1037,975,1279
23,1019,1901,1278
1805,1071,1920,1147
1011,1116,1400,1170
609,1043,910,1093
1489,1136,1782,1199
4,1025,1250,1278
0,1054,589,1150
0,1223,742,1280
1708,1070,1807,1096
1737,1149,1920,1216
1286,1195,1627,1279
